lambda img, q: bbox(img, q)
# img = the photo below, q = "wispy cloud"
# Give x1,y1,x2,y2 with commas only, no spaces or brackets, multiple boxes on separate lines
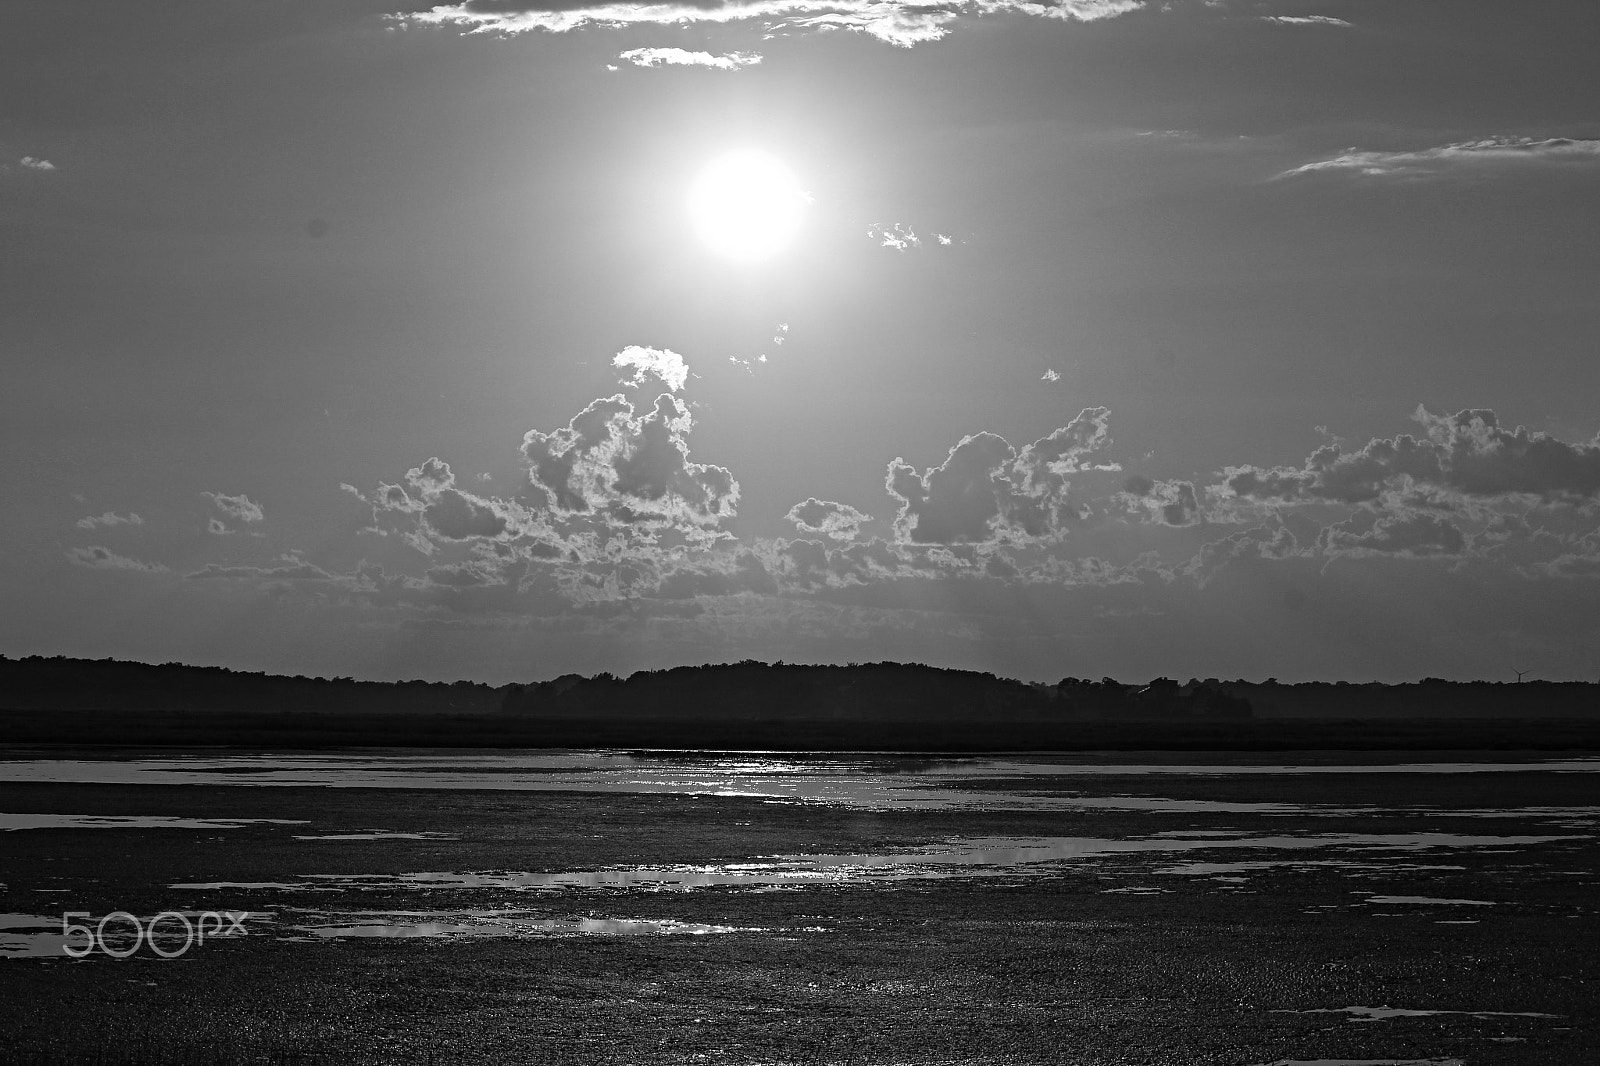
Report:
395,0,1144,49
66,546,168,574
75,511,144,530
203,491,265,535
1281,137,1600,179
616,47,761,69
1261,15,1351,27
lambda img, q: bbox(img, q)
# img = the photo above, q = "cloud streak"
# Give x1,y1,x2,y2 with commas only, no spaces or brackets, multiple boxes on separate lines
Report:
66,546,168,574
1282,137,1600,179
1261,15,1351,27
75,511,144,530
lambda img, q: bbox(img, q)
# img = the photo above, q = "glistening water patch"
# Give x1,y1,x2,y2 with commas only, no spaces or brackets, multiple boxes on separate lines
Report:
0,814,308,832
170,830,1584,894
5,752,1596,814
278,909,774,940
1277,1006,1559,1022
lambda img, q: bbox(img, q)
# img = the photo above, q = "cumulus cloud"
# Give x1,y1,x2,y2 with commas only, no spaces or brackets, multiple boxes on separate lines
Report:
1120,476,1201,526
785,498,873,542
1041,369,1061,382
75,511,143,530
1319,510,1466,557
1189,524,1304,582
522,392,739,535
617,47,761,69
1223,407,1600,507
396,0,1143,48
369,458,520,543
1281,137,1600,179
202,491,264,534
886,408,1113,545
66,546,168,573
612,345,689,393
19,156,55,171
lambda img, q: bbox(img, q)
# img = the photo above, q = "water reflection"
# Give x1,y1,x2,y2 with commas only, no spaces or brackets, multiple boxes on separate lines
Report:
3,752,1595,814
0,814,307,832
282,910,771,940
1362,895,1495,906
170,831,1580,894
1282,1006,1558,1021
0,911,272,958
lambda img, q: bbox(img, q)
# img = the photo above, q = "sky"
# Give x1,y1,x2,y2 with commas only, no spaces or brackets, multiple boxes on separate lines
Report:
3,0,1599,684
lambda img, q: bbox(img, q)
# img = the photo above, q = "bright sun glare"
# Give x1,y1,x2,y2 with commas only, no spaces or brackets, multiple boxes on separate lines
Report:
688,151,807,262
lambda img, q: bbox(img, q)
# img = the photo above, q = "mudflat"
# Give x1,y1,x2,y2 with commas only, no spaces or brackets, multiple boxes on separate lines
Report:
1,751,1595,1064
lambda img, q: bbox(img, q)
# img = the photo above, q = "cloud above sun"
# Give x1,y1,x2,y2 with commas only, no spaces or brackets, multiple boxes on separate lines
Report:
615,47,762,69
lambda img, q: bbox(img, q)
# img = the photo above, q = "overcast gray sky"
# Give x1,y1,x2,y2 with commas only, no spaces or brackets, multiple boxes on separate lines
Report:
4,0,1599,682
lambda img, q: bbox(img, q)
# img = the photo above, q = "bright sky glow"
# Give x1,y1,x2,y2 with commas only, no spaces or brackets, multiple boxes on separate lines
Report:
687,152,808,262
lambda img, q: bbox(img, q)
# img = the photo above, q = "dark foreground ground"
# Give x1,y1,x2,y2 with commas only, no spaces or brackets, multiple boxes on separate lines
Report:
0,754,1595,1065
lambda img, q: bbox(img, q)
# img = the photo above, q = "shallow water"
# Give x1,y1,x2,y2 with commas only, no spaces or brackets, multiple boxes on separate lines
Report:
1282,1005,1558,1021
167,830,1581,895
0,814,307,832
3,751,1595,814
281,910,772,940
1362,895,1496,906
0,911,272,958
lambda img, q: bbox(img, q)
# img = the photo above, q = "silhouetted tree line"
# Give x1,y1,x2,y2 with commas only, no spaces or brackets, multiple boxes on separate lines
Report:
6,656,1597,743
499,662,1253,721
0,655,506,716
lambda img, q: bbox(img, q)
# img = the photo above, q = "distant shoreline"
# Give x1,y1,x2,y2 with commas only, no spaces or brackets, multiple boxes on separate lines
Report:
5,655,1599,752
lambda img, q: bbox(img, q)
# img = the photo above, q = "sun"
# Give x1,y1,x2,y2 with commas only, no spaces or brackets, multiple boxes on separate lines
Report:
688,151,808,262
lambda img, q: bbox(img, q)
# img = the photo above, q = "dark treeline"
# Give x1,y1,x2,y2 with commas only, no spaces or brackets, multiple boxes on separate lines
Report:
2,655,1598,750
0,655,505,716
503,662,1251,721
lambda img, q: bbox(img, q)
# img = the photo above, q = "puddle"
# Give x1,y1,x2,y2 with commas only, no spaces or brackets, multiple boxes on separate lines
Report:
279,909,771,940
170,831,1584,895
0,814,308,832
1363,896,1495,906
1282,1006,1558,1022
